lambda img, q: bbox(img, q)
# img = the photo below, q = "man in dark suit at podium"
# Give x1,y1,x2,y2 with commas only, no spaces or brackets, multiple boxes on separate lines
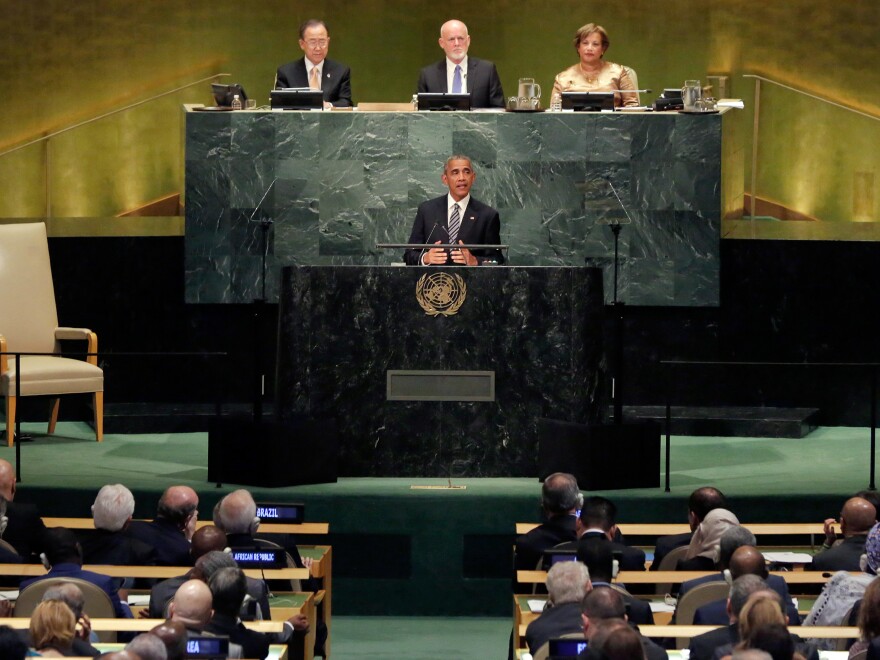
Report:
275,19,352,108
417,19,505,108
404,155,504,266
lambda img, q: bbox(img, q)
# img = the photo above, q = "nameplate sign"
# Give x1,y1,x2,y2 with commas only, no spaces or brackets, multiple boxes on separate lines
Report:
386,370,495,401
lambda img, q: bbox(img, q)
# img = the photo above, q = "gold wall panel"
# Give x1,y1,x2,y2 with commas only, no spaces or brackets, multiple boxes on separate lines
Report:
0,0,877,232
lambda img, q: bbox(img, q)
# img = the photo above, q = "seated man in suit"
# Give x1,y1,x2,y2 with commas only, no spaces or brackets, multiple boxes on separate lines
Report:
276,19,352,108
0,459,46,562
205,567,281,660
404,155,504,266
650,486,727,571
577,537,653,625
80,484,157,569
578,587,668,660
810,496,876,572
525,560,591,654
128,485,199,566
168,579,215,639
417,19,504,108
556,496,645,571
19,527,132,619
513,472,582,589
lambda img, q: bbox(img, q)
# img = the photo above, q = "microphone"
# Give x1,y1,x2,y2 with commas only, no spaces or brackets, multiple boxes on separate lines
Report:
612,88,652,94
248,178,278,227
604,176,635,226
419,223,448,265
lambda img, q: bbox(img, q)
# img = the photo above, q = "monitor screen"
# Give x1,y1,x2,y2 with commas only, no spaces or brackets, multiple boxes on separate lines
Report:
211,83,247,107
185,635,229,659
548,637,588,658
541,549,578,570
561,92,615,111
255,502,305,524
270,88,324,110
417,93,472,111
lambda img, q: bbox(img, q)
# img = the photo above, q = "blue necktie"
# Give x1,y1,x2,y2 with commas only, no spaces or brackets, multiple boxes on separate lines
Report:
448,203,461,244
452,65,462,94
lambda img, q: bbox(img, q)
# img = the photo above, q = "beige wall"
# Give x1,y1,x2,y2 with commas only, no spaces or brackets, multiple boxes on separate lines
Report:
1,0,877,224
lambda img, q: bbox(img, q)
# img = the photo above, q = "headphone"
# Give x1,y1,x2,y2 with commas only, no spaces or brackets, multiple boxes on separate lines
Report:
250,516,261,535
723,568,733,585
40,552,51,570
611,558,620,579
0,514,7,538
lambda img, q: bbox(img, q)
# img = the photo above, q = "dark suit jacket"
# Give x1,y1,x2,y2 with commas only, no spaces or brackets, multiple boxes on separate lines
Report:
525,601,583,654
275,57,352,107
578,627,669,660
127,518,192,567
676,555,716,571
809,535,867,572
579,531,646,571
680,573,800,625
650,532,691,571
79,528,158,567
417,57,505,108
589,582,654,626
5,500,47,561
404,195,504,265
688,623,737,660
19,562,132,619
205,612,270,660
148,570,271,621
515,516,578,573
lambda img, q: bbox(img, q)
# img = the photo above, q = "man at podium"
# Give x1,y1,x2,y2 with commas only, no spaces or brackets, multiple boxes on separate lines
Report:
404,155,504,266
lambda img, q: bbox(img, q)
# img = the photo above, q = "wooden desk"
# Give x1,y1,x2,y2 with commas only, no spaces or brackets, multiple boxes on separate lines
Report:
42,517,330,535
515,522,826,537
516,569,838,586
0,564,309,581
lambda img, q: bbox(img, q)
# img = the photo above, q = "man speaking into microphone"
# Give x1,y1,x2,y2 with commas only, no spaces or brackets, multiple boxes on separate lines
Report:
404,155,505,266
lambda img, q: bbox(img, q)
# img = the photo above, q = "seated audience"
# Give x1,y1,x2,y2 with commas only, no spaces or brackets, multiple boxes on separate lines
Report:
81,484,158,569
849,578,880,660
578,587,667,660
168,579,213,637
578,537,654,625
204,567,272,660
525,560,591,654
29,599,77,657
689,575,771,660
0,625,28,660
514,473,582,583
811,497,877,572
804,522,880,647
19,527,132,619
150,620,187,660
39,583,100,657
0,496,21,564
651,487,727,571
556,496,645,571
739,623,806,660
678,507,740,571
128,486,199,566
600,624,648,660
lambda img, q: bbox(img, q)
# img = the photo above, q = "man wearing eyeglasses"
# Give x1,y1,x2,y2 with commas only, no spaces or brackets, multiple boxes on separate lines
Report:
417,19,505,108
276,19,352,108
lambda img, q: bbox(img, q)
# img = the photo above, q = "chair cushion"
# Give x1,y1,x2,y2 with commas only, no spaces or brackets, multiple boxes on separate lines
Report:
1,355,103,396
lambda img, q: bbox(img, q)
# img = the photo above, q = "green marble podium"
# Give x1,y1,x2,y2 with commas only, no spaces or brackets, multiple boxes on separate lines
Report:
184,108,739,306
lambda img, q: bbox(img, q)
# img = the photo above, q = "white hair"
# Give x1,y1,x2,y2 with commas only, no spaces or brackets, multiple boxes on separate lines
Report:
92,483,135,532
546,560,591,605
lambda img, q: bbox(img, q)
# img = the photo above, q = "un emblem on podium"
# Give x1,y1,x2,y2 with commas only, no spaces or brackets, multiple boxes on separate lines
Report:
415,272,467,317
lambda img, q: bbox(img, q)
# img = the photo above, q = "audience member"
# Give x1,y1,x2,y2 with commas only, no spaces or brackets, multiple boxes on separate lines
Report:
578,587,667,660
0,624,28,660
29,599,77,657
149,621,187,660
525,561,591,654
804,522,880,647
204,567,271,659
81,484,158,569
0,496,21,564
125,633,168,660
689,575,770,660
128,486,198,566
849,577,880,659
168,579,213,636
40,583,100,657
514,473,582,581
678,507,740,571
601,624,648,660
0,458,46,561
556,496,645,571
811,497,877,572
742,623,804,660
20,527,132,619
651,487,727,571
578,536,654,625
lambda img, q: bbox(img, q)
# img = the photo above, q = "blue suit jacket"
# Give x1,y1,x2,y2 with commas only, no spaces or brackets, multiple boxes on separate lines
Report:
417,57,505,108
404,194,504,265
19,563,132,619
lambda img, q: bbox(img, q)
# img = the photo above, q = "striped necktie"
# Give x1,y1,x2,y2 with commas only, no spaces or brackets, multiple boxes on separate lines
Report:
452,65,462,94
448,203,461,244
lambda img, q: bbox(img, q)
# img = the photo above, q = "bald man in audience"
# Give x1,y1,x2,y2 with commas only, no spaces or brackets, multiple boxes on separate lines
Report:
129,486,199,566
650,486,727,571
0,459,46,561
578,587,668,660
168,579,213,636
691,545,800,625
810,496,877,571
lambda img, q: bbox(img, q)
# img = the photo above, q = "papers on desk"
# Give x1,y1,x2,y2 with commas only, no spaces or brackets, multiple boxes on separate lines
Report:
717,99,745,109
762,551,813,564
650,601,676,613
527,599,547,613
0,590,18,601
127,594,151,606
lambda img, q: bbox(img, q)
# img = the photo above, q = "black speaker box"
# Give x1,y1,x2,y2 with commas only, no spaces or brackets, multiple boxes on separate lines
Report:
537,418,660,490
208,416,338,487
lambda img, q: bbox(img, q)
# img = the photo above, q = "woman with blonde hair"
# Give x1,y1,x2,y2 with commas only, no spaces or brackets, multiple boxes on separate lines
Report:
850,578,880,659
29,600,76,657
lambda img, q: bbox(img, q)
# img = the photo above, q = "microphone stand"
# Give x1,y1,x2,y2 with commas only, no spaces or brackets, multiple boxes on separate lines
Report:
248,179,277,424
605,178,633,426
